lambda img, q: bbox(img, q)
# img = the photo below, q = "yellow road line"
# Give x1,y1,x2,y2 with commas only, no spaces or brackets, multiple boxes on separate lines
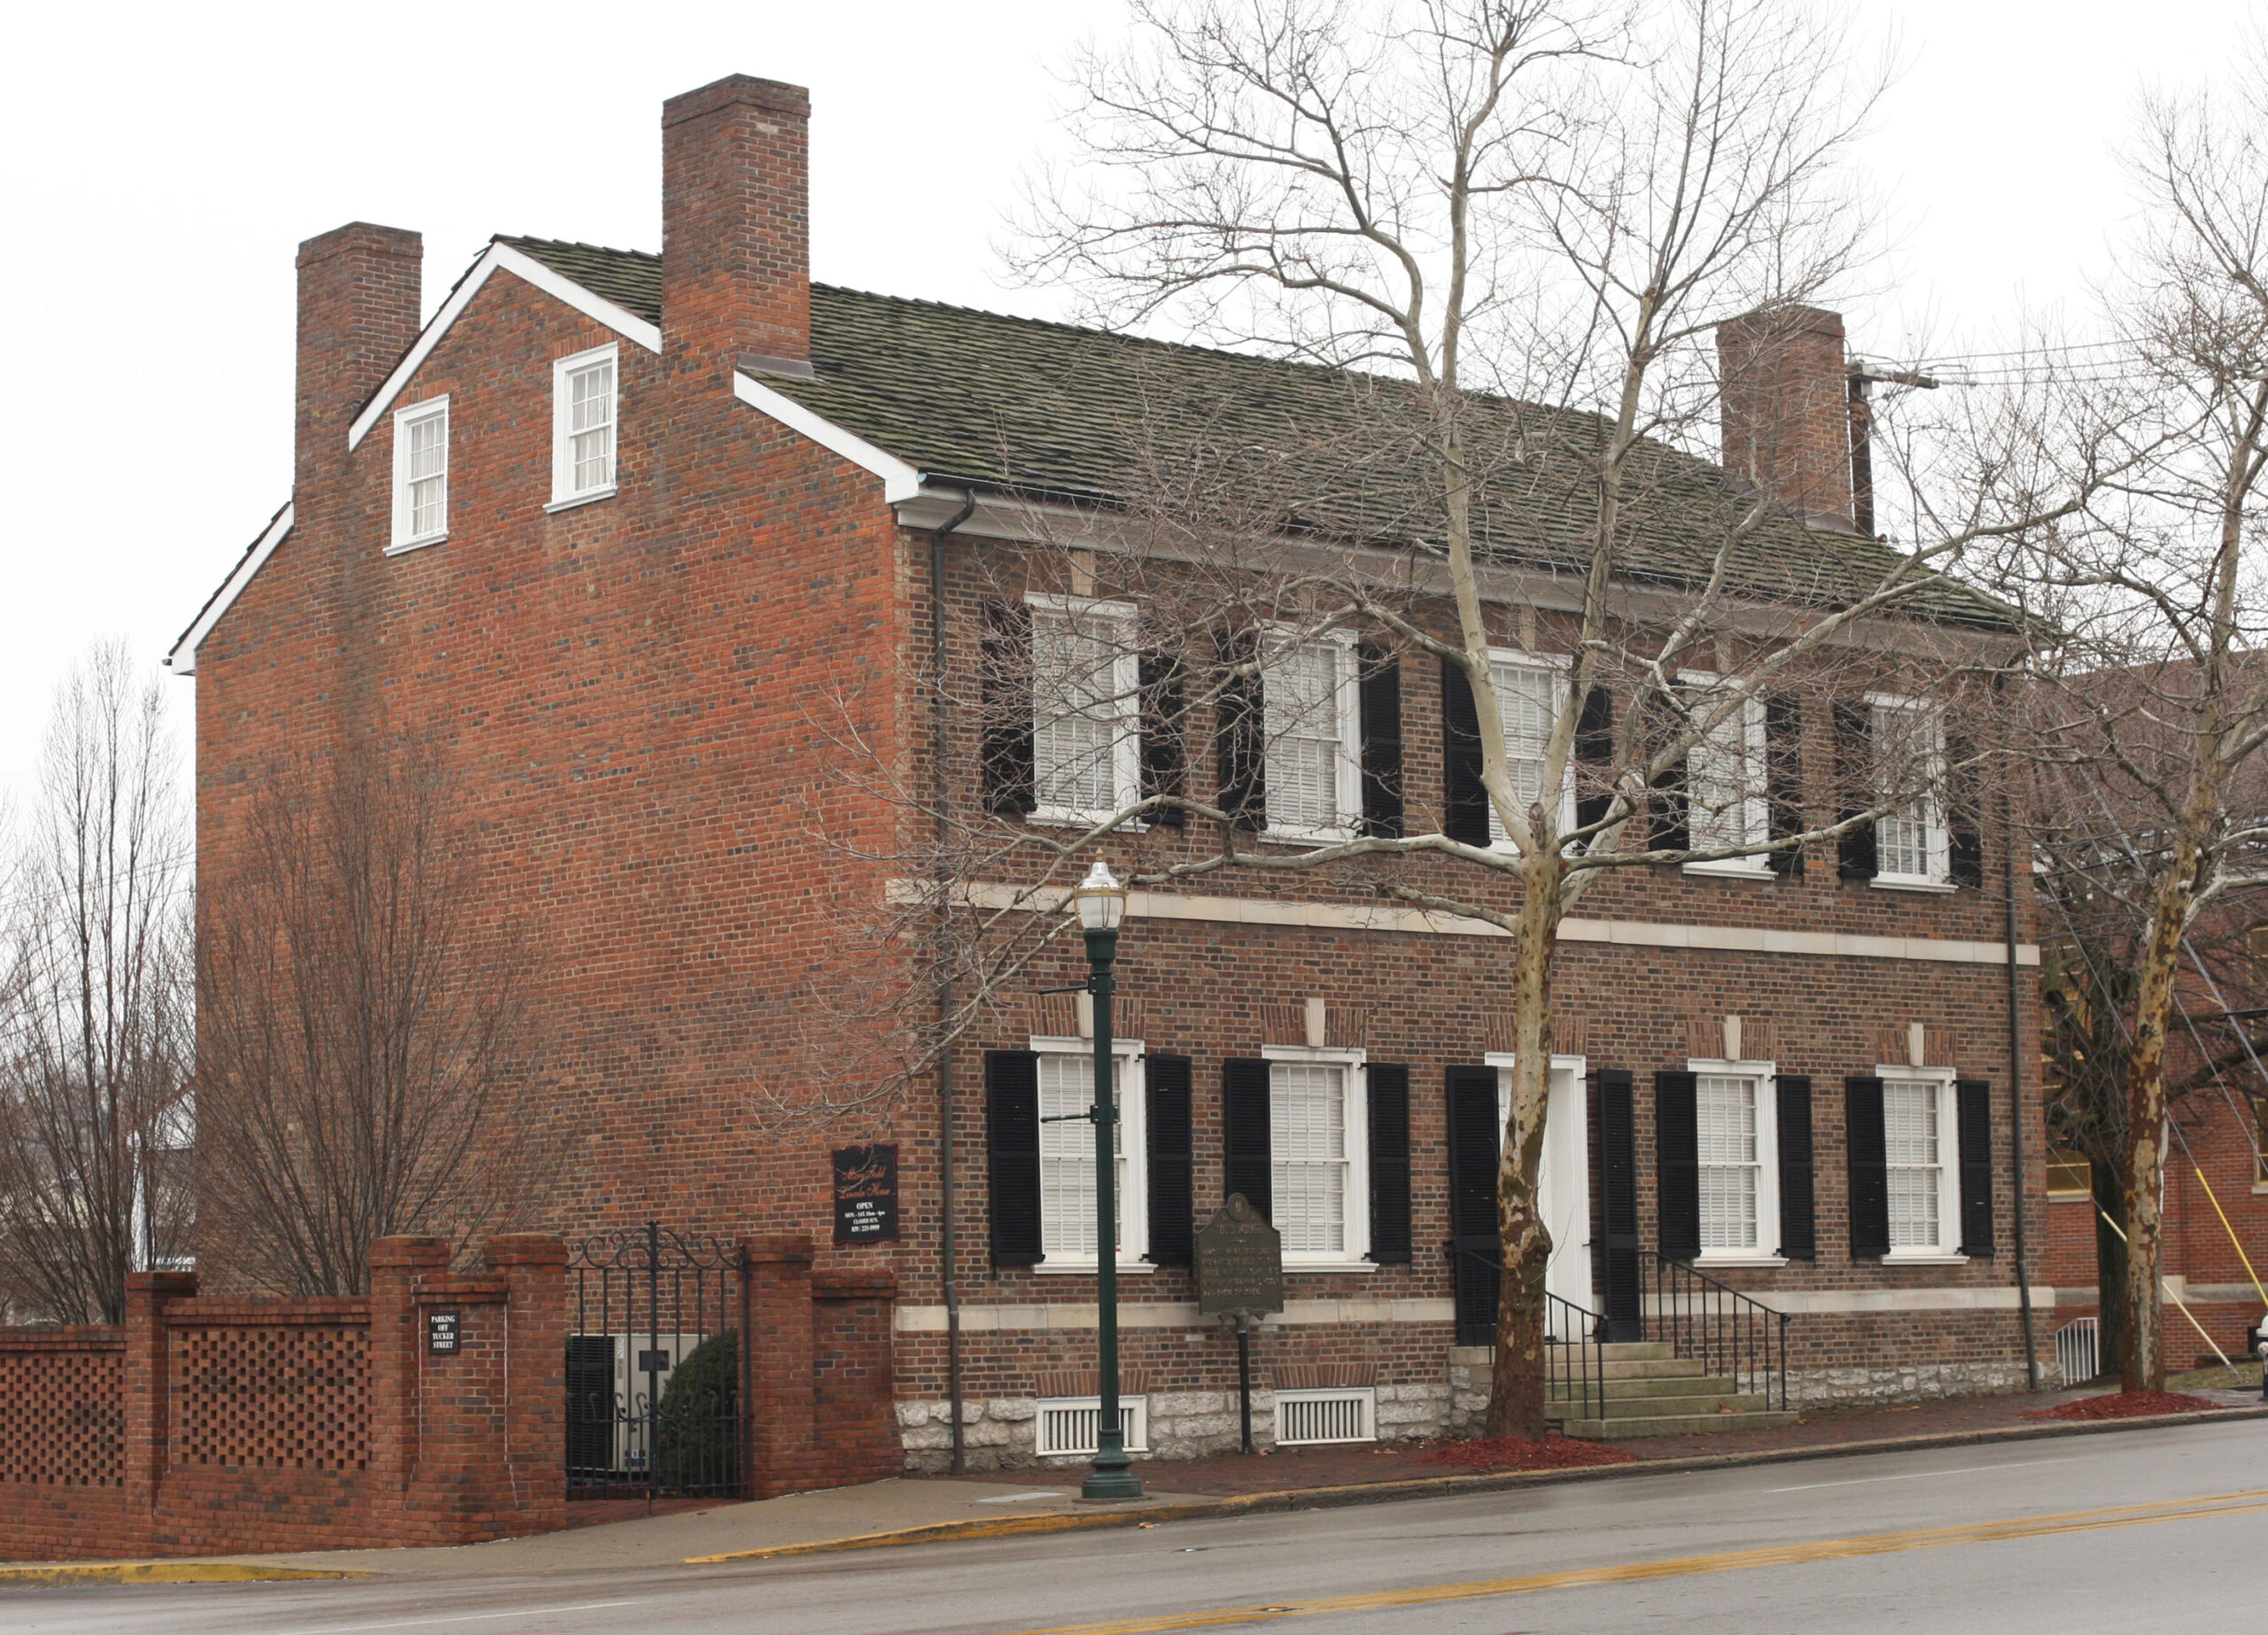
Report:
998,1487,2268,1634
0,1561,366,1585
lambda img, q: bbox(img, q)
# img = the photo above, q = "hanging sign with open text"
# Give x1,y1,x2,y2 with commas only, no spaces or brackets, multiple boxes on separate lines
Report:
833,1143,901,1244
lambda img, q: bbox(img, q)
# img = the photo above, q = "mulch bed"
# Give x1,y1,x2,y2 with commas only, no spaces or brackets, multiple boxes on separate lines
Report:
2024,1391,2218,1422
1425,1435,1639,1472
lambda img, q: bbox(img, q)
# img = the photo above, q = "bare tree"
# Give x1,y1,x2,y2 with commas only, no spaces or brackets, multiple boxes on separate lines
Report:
0,643,194,1323
194,740,548,1297
1999,43,2268,1392
768,0,2132,1441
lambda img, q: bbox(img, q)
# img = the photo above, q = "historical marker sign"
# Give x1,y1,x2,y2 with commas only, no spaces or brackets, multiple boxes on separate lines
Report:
833,1143,901,1244
426,1309,460,1356
1196,1194,1284,1318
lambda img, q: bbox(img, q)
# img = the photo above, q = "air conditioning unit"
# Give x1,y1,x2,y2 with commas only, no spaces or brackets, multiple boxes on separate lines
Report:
1273,1386,1376,1445
1034,1396,1150,1459
565,1331,716,1477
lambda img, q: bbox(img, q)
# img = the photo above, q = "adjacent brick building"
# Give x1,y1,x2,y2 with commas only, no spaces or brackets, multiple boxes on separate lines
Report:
174,72,2061,1476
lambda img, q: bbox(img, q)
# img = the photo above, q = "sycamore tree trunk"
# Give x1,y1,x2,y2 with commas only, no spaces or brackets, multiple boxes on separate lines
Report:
1486,858,1564,1440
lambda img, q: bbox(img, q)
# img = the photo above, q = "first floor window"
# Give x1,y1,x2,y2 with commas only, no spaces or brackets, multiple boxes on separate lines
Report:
1697,1073,1761,1251
1037,1046,1142,1263
1262,638,1356,836
1884,1076,1945,1248
1271,1061,1350,1255
1031,597,1138,820
392,398,449,547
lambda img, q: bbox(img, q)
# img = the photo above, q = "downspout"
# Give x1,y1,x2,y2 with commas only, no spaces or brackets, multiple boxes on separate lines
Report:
928,486,979,1474
2004,782,2041,1389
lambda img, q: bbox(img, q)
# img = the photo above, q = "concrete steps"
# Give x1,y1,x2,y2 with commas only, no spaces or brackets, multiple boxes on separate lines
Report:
1545,1341,1796,1441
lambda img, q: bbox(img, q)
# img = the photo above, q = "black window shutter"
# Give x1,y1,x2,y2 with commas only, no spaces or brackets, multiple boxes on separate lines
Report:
1647,694,1690,853
1834,701,1878,879
1222,1057,1273,1219
1139,649,1187,827
981,603,1036,816
1366,1063,1412,1263
1597,1070,1641,1340
1948,738,1984,887
1765,693,1806,878
1655,1071,1701,1259
1445,1065,1503,1345
985,1050,1043,1266
1574,684,1615,833
1358,645,1405,839
1845,1075,1890,1258
1145,1053,1195,1265
1215,632,1265,829
1775,1075,1816,1260
1957,1078,1995,1255
1441,656,1489,846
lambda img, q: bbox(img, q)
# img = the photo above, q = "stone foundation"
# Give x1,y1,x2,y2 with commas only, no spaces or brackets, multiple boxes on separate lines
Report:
1788,1358,2054,1407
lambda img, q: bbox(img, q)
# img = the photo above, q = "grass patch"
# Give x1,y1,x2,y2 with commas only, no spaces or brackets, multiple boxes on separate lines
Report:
2167,1360,2263,1391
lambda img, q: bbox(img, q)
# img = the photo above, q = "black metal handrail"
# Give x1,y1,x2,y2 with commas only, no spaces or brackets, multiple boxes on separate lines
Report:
1644,1253,1791,1411
1442,1239,1608,1424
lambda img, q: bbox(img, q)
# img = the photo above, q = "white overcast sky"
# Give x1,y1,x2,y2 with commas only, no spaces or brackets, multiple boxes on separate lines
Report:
0,0,2257,820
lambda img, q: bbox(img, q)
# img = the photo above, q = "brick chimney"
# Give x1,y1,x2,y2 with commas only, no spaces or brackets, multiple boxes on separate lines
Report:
661,74,812,377
295,222,422,489
1715,305,1855,530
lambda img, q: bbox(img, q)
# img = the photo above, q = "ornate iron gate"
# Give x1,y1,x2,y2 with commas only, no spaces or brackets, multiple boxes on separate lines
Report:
565,1223,750,1501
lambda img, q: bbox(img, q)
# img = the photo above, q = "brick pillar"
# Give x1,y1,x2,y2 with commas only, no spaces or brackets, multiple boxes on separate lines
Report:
742,1236,816,1499
484,1234,567,1534
368,1236,450,1498
812,1269,899,1485
121,1269,196,1544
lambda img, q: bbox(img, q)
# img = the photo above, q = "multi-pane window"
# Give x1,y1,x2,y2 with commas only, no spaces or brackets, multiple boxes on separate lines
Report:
1263,639,1355,836
1872,698,1946,882
1271,1062,1350,1256
1490,660,1558,838
391,399,449,549
1884,1077,1944,1248
1037,1049,1138,1263
1697,1073,1761,1251
1687,685,1767,859
1030,599,1138,820
552,345,619,505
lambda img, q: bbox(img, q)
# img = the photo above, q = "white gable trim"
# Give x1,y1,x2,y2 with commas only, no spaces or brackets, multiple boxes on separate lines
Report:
731,371,923,503
166,503,295,675
346,243,663,453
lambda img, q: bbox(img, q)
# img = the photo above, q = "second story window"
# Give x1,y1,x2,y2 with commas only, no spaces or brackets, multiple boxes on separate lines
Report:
1684,679,1770,871
1029,595,1138,822
1870,695,1947,885
1262,637,1359,839
551,345,618,506
1487,652,1572,845
390,397,449,552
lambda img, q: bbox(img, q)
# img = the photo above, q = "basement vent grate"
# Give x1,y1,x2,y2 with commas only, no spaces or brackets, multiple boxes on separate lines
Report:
1035,1397,1149,1459
1274,1386,1376,1445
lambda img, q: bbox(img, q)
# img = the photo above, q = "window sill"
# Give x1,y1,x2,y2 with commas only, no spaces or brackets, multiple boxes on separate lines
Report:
384,532,447,557
1261,826,1358,848
1283,1260,1379,1275
1682,860,1775,880
1881,1251,1969,1265
2048,1192,2093,1204
1869,876,1958,895
546,485,617,514
1034,1260,1156,1275
1696,1254,1790,1268
1028,809,1146,833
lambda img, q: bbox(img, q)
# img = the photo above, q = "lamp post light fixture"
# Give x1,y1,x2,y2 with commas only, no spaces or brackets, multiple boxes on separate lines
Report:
1069,861,1142,1502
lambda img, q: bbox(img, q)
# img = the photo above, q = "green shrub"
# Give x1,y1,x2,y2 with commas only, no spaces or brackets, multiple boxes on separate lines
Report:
655,1329,739,1492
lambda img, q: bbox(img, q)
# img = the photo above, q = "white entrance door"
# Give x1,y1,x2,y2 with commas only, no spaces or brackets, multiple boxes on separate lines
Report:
1495,1058,1594,1331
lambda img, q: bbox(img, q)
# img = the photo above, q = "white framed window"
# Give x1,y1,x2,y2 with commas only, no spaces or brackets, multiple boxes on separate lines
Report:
389,397,449,553
1879,1066,1962,1259
1262,633,1360,840
1485,649,1574,845
1868,694,1949,888
1029,594,1141,825
1035,1396,1149,1458
550,343,618,507
1032,1037,1148,1270
1262,1046,1370,1267
1688,1059,1784,1266
1682,676,1771,876
1273,1387,1376,1445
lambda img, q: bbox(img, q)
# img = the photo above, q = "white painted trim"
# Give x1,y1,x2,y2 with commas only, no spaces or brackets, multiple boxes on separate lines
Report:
1026,594,1143,825
1687,1058,1782,1263
1483,646,1576,847
898,879,2043,966
1029,1034,1148,1271
389,395,450,552
1877,1065,1963,1258
550,341,619,505
732,370,924,503
1258,1045,1370,1267
1260,627,1363,842
347,242,662,453
166,504,293,674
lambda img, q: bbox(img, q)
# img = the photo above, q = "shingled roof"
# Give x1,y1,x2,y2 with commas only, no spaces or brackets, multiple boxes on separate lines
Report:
500,235,2011,629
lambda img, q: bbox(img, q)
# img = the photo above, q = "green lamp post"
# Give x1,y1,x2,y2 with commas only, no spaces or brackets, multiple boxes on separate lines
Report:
1070,861,1142,1503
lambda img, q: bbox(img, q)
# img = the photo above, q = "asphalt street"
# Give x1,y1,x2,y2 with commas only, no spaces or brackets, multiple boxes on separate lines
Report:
7,1420,2264,1634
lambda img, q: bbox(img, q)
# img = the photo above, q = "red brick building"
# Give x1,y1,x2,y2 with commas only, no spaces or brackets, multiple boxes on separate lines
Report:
174,73,2062,1472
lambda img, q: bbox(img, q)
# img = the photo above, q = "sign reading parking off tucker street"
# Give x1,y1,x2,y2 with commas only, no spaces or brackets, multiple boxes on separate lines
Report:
1196,1194,1283,1318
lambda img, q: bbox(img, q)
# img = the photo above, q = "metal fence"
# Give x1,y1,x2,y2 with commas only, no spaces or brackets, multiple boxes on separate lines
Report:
2055,1316,2101,1387
565,1223,749,1503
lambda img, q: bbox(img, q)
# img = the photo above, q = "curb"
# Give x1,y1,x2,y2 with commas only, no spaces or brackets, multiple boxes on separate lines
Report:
0,1561,367,1585
686,1403,2268,1563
